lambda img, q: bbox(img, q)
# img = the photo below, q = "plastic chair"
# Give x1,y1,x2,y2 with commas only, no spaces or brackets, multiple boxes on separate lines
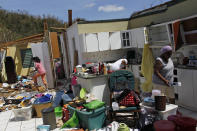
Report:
108,70,141,126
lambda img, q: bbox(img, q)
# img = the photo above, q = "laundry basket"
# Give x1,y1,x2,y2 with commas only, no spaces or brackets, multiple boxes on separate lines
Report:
33,99,52,118
68,105,106,130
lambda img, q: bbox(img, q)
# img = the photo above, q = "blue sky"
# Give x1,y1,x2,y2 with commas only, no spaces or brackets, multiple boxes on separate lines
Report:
0,0,171,22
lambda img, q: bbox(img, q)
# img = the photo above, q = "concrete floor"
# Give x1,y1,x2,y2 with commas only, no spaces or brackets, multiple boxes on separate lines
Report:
0,106,197,131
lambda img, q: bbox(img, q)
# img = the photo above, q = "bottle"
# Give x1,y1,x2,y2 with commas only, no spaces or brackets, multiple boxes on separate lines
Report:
62,106,70,123
104,64,107,75
98,62,101,74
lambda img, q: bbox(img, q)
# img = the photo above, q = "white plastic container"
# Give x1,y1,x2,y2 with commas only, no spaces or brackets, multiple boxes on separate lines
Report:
12,106,32,121
159,104,178,120
151,90,161,100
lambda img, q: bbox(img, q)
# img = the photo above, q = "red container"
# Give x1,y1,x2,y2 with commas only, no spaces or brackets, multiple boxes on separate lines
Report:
62,107,70,123
154,120,176,131
168,115,197,131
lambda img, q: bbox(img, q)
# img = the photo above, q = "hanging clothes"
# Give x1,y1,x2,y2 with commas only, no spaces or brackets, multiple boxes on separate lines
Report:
141,44,155,92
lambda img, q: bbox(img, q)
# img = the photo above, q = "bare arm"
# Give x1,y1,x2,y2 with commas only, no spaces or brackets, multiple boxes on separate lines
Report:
154,60,169,86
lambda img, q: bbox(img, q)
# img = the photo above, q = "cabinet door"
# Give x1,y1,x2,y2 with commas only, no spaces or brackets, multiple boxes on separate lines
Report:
193,70,197,108
85,33,99,52
98,32,110,51
178,69,194,108
109,31,121,50
148,25,170,45
130,28,145,48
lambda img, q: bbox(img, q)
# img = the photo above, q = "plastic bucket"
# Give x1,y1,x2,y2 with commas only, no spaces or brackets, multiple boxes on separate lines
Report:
41,107,56,130
154,120,175,131
54,106,62,117
175,116,197,131
155,96,166,111
37,125,50,131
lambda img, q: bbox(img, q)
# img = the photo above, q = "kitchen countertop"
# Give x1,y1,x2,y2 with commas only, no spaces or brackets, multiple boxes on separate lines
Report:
74,73,108,79
175,65,197,70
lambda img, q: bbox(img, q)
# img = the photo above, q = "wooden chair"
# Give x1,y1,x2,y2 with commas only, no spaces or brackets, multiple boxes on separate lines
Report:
108,70,141,126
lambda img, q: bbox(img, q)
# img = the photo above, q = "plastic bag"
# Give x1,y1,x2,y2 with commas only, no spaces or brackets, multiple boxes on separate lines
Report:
61,111,79,129
79,88,86,99
83,100,105,110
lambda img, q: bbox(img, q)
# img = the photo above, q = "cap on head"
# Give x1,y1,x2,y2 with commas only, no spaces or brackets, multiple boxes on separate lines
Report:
160,45,172,55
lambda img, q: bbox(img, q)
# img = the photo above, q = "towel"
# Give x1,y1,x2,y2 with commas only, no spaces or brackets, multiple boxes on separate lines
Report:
141,44,155,92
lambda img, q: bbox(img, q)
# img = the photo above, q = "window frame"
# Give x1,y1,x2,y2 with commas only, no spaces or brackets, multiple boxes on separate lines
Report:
121,31,132,48
20,48,34,68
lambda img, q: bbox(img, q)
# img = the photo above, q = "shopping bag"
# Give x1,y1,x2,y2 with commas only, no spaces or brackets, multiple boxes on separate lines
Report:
79,88,86,99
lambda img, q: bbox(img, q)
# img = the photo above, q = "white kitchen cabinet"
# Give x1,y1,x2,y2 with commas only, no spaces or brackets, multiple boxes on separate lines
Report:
85,33,99,52
98,32,110,51
76,75,110,105
109,31,122,50
177,68,197,110
131,28,145,48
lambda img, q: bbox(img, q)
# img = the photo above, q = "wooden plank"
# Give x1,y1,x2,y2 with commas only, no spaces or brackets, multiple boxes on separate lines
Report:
49,32,60,59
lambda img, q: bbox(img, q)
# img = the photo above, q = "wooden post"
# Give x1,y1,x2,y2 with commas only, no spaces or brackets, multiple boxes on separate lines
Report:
68,10,72,27
43,20,56,89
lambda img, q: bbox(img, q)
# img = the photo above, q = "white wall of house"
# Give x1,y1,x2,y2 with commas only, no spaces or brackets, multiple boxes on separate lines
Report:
66,23,84,71
66,24,147,67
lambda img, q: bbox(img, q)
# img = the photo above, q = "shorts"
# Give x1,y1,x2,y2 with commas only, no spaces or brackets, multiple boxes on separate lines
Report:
153,83,175,99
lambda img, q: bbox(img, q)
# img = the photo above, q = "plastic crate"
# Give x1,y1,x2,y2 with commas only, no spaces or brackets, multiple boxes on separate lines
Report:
68,105,106,130
12,106,32,121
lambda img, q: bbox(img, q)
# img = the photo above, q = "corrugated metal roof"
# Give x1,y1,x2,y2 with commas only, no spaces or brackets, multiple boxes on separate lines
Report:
77,18,129,24
130,0,186,19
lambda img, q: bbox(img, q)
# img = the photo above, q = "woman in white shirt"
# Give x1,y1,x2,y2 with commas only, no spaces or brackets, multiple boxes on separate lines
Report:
152,45,174,103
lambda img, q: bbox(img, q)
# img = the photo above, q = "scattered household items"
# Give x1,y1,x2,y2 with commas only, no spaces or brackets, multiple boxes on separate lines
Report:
108,70,141,123
97,121,139,131
42,107,57,130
